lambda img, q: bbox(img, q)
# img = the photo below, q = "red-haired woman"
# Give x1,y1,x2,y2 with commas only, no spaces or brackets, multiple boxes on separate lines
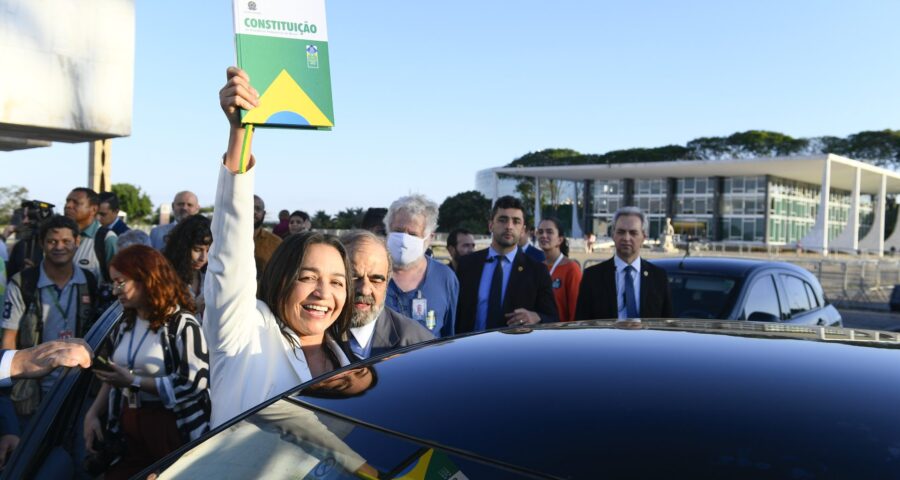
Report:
82,245,210,480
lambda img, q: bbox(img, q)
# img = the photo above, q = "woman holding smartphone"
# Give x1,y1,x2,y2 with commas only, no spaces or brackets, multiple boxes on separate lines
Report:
83,245,210,480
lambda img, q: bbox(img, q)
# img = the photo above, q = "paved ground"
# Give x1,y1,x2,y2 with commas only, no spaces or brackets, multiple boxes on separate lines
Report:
838,308,900,331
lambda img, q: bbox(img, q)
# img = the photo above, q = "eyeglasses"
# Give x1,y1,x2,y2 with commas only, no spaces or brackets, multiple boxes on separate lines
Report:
112,280,127,293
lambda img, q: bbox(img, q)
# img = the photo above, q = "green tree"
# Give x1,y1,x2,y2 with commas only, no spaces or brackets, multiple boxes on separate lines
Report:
333,208,364,230
312,210,334,229
111,183,153,224
437,191,491,233
0,185,28,224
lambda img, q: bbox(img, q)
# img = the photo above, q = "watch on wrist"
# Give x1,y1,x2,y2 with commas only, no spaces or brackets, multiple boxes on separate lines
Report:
130,375,142,390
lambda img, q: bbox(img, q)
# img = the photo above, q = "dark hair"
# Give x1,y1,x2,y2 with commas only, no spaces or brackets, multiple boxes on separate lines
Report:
257,231,353,364
163,214,213,287
361,208,387,235
290,210,310,222
98,191,120,211
539,217,569,256
70,187,100,206
447,228,472,248
110,245,195,332
39,215,79,243
491,195,526,221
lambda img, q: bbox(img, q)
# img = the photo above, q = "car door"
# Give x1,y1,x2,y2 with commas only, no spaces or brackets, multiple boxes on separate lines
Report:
1,304,123,479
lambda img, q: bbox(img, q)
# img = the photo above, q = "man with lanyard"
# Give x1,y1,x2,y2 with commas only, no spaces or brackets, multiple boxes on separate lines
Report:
1,216,97,406
383,194,458,338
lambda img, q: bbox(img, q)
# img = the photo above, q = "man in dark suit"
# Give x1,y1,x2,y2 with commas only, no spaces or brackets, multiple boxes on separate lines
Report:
456,196,558,333
97,192,130,235
575,206,672,320
340,230,434,360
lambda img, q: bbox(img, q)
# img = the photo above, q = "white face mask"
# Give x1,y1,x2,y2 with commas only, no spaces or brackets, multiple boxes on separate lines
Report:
387,232,426,267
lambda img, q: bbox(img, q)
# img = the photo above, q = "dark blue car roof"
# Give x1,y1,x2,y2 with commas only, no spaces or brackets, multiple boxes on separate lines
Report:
654,256,808,278
292,322,900,478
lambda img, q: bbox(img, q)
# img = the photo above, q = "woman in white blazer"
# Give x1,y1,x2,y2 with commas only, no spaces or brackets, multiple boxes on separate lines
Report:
204,67,354,428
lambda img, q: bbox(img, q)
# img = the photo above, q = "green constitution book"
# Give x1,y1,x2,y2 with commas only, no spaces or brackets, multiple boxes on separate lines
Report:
232,0,334,130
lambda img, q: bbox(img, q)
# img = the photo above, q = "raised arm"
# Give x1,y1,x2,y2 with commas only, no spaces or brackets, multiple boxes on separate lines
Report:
220,66,259,174
203,67,262,353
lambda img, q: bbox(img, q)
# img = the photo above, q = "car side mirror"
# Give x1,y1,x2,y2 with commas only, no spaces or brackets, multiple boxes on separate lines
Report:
747,311,779,322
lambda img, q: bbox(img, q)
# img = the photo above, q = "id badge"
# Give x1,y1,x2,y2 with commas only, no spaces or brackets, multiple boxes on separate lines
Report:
58,329,73,340
411,297,427,321
123,388,141,409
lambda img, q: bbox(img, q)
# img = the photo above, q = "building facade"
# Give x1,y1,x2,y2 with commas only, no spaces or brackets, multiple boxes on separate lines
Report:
479,154,898,256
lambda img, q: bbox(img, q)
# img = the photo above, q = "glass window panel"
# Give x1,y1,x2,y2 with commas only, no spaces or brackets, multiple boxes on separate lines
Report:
743,275,782,321
697,178,707,194
781,275,812,315
804,282,820,308
746,177,757,192
685,178,695,193
743,219,754,241
730,220,741,239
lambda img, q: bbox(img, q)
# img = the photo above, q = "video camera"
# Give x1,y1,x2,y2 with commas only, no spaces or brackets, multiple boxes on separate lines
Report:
15,199,55,241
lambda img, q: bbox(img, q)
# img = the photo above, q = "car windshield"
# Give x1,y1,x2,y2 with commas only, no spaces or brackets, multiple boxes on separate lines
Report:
668,273,742,319
152,370,533,479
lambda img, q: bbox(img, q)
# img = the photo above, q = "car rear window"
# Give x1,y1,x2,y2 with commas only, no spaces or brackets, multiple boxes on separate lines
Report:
668,274,741,319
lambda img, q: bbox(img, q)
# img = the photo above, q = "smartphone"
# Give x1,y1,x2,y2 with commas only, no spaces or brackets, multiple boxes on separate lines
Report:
93,356,114,372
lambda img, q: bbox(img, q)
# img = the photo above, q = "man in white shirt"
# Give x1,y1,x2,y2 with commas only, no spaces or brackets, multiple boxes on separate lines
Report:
340,230,433,360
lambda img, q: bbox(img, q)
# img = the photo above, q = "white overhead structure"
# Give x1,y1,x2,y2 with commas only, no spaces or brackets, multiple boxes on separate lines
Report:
0,0,135,147
483,154,900,256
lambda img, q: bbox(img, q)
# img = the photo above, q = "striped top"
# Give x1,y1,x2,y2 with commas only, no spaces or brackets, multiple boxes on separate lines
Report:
106,308,210,441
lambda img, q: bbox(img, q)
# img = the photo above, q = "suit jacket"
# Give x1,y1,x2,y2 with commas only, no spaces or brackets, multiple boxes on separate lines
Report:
455,248,558,333
110,218,130,236
574,257,673,320
345,308,435,360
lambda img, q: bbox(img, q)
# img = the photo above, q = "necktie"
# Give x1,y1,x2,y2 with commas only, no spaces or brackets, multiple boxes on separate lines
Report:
487,255,505,328
349,336,365,359
624,265,639,318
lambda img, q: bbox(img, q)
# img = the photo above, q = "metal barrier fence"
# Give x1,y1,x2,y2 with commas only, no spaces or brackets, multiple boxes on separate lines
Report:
792,259,900,305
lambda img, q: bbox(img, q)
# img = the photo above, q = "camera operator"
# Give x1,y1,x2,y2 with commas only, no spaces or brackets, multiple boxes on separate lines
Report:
6,201,54,279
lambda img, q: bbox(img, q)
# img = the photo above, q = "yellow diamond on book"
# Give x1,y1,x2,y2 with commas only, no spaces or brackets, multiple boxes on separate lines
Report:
243,69,333,127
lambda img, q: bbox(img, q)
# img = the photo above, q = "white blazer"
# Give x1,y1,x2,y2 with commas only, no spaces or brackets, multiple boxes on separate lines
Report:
204,165,350,428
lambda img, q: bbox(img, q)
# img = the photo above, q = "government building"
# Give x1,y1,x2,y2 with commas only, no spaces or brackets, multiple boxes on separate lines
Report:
476,154,900,256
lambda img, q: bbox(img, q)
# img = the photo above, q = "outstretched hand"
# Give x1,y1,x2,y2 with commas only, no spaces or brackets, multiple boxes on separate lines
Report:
11,338,93,380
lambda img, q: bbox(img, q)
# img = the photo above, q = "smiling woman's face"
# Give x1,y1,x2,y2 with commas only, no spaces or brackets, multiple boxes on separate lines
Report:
283,243,347,339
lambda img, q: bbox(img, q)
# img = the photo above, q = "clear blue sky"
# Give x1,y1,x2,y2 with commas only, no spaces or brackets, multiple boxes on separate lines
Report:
5,0,900,219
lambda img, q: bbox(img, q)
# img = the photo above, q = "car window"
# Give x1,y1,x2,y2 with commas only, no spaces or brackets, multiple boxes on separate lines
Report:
804,281,820,308
667,274,740,319
781,274,811,316
153,397,529,479
742,275,782,321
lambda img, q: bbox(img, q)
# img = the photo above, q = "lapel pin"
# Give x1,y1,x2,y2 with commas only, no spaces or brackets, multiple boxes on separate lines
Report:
643,271,648,277
518,266,524,272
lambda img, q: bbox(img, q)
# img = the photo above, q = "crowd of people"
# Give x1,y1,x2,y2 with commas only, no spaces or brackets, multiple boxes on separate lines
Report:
0,66,672,477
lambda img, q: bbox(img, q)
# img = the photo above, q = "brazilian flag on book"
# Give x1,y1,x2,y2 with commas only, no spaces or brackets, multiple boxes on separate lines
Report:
232,0,334,130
